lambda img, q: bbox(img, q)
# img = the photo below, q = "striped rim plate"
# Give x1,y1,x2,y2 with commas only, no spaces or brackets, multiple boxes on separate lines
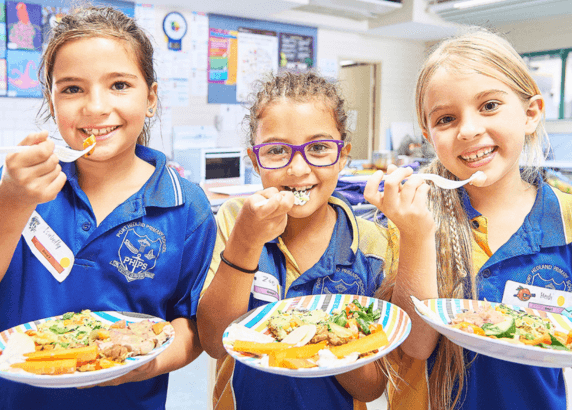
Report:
0,311,174,388
414,298,572,368
223,294,411,378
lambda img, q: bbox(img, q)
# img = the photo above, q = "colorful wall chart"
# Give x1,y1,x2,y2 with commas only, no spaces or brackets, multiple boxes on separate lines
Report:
0,0,6,58
7,49,41,97
208,14,317,104
208,28,237,85
7,1,42,51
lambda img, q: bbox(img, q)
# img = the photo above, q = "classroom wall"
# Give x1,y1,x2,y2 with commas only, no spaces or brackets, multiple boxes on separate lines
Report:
1,11,571,162
318,28,426,151
497,15,572,135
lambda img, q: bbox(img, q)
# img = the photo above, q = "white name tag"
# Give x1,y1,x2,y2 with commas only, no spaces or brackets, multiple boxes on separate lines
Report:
502,280,572,316
22,211,74,283
251,271,281,303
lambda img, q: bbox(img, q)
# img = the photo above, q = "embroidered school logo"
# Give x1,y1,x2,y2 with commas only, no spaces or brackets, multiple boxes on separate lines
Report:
110,227,164,282
514,286,536,302
529,273,568,291
316,270,365,295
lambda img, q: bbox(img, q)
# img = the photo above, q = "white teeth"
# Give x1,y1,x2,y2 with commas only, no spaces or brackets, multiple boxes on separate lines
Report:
82,126,118,136
462,147,494,161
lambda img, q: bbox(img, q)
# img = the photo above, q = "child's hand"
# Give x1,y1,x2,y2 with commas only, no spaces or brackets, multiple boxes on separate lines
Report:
364,165,435,239
233,188,295,249
0,131,67,207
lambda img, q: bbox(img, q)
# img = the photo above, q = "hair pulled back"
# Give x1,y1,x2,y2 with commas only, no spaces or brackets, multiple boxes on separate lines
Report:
40,6,156,146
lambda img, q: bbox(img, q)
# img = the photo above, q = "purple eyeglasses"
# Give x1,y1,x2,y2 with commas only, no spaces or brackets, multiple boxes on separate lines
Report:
252,139,345,170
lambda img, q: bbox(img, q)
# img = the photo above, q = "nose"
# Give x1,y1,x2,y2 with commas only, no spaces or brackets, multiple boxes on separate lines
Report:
458,113,485,141
287,152,311,176
82,88,109,116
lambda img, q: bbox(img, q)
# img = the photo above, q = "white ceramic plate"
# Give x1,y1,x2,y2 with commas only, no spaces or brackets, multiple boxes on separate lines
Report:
413,298,572,368
223,294,411,378
0,311,174,388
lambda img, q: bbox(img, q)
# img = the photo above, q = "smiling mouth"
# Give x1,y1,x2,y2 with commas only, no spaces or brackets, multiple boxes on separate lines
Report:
81,126,119,137
460,146,497,163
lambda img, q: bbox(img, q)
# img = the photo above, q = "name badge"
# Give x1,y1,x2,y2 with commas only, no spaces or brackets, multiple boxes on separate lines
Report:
502,280,572,317
22,211,74,283
251,271,281,303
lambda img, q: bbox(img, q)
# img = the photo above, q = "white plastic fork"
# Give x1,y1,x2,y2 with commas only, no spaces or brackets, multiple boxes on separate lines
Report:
0,143,96,163
417,171,486,189
253,171,486,207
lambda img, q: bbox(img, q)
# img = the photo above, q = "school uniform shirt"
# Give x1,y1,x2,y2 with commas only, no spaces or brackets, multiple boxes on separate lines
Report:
388,181,572,410
0,145,217,410
202,192,390,410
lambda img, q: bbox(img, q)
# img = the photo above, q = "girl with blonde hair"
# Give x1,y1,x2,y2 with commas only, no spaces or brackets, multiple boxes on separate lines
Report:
365,29,572,410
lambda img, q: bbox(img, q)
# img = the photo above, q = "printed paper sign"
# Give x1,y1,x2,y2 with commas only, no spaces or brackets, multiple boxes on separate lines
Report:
22,211,74,282
502,280,572,317
251,271,280,303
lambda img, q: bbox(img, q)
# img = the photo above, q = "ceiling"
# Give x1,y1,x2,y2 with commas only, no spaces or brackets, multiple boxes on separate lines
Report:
149,0,572,41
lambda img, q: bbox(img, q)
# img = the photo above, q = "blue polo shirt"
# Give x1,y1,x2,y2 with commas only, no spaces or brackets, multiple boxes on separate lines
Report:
428,182,572,410
205,192,389,410
0,145,216,410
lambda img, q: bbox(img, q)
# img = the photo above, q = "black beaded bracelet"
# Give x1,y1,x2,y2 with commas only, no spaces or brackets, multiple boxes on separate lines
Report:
220,251,258,274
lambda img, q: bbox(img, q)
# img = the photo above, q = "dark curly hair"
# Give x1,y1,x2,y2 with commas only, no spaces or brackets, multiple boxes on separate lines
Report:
245,71,350,148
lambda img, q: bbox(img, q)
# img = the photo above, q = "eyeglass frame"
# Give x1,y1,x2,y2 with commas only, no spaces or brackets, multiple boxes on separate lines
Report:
251,139,346,170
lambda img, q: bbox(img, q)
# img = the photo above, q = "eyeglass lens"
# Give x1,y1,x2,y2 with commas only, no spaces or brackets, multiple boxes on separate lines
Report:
258,141,340,169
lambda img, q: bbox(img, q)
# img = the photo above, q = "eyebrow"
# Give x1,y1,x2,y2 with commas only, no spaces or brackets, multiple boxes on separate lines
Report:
259,134,335,144
54,72,139,85
427,89,509,120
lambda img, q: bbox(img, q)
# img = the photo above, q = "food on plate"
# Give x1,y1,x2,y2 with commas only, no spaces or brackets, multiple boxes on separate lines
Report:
83,135,96,157
230,300,387,369
4,310,174,375
449,302,572,350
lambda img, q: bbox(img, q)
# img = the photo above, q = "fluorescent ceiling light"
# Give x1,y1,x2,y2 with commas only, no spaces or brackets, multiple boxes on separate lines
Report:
454,0,506,10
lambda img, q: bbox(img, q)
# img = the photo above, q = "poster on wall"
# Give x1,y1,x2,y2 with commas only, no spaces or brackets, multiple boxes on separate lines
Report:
0,59,7,96
7,1,42,51
236,27,278,102
6,49,41,97
208,28,237,85
41,6,68,51
0,0,6,59
163,11,187,51
279,33,313,72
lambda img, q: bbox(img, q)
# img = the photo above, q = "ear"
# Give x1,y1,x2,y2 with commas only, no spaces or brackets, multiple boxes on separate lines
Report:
146,82,158,118
524,95,544,135
247,148,260,174
48,98,55,119
339,142,351,169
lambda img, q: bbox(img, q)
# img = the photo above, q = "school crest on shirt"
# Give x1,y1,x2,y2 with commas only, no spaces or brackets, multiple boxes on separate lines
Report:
315,269,365,295
110,223,166,282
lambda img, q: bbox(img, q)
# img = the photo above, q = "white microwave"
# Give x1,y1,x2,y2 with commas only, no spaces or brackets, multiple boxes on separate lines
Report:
173,147,245,185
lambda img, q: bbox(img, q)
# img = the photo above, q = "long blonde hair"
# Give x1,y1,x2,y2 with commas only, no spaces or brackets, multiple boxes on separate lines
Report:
380,29,548,410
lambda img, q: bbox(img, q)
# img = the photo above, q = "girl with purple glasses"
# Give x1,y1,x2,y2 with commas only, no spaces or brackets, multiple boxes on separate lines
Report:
197,71,433,410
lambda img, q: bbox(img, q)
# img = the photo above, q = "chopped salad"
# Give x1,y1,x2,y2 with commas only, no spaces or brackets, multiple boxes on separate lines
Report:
450,302,572,350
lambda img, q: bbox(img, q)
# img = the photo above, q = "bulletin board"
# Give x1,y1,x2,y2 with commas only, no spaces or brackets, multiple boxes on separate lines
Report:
0,0,134,98
208,13,317,104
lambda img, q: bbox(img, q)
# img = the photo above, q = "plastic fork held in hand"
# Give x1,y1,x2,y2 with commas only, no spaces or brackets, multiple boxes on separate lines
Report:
0,143,96,163
417,171,486,189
